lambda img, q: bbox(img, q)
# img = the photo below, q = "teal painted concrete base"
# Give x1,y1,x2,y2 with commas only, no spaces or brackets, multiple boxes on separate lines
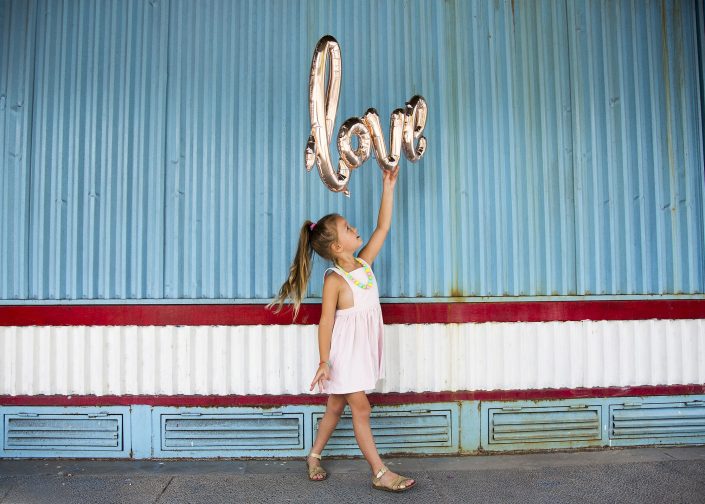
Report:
1,395,703,459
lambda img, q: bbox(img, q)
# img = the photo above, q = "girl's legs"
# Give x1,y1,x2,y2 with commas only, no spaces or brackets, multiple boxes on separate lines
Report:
345,391,415,488
307,394,346,479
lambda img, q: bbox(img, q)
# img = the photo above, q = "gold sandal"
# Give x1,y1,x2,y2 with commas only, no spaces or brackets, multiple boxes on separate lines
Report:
372,465,416,492
306,452,327,481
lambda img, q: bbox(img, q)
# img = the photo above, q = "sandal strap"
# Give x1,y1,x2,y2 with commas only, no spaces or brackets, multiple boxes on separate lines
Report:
374,465,388,480
308,465,327,477
308,452,322,460
391,475,411,490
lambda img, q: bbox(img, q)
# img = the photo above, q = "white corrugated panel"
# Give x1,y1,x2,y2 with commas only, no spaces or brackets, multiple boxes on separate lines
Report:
1,320,704,396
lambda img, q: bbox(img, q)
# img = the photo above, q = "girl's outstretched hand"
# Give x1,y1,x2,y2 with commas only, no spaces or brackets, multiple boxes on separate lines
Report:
383,165,400,192
309,364,330,393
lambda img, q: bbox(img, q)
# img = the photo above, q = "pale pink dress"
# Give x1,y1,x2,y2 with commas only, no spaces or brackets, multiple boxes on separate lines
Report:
324,258,385,394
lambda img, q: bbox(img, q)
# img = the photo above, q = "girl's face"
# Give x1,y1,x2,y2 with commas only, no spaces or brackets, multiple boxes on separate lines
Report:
334,217,363,254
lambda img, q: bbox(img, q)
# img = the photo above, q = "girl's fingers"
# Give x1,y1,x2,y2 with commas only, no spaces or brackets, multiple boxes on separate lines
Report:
309,372,320,391
384,166,400,183
310,370,328,391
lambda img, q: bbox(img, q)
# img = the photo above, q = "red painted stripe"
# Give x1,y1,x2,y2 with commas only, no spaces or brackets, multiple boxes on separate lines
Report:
0,299,704,326
2,385,704,407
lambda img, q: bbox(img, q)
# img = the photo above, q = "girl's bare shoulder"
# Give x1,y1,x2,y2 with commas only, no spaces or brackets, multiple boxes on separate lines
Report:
320,271,343,317
323,269,345,290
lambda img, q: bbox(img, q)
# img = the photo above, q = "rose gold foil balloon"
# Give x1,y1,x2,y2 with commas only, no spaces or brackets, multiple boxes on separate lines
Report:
363,107,405,171
337,117,371,169
305,35,350,195
305,35,428,195
304,134,316,171
402,95,427,161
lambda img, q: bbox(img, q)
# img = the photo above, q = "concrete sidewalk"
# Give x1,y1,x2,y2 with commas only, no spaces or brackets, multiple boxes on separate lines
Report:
1,446,704,503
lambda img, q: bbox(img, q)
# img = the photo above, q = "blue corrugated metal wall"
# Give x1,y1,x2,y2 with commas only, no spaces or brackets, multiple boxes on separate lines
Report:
569,0,705,295
1,0,703,301
0,0,35,300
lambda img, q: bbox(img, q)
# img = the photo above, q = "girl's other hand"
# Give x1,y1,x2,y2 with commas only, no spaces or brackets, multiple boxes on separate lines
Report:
309,363,330,393
382,165,400,192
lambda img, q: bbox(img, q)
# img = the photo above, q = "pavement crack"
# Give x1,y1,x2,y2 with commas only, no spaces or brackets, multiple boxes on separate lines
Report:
154,475,174,503
0,479,16,503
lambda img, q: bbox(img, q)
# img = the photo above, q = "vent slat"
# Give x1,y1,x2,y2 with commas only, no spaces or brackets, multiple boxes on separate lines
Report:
165,430,299,439
9,431,118,439
7,438,119,447
493,430,599,441
164,437,300,447
494,421,598,433
613,419,705,428
613,428,705,438
613,410,705,421
493,412,597,425
372,427,449,435
9,419,119,430
328,434,450,445
166,425,296,432
167,419,298,429
332,416,449,428
323,427,449,438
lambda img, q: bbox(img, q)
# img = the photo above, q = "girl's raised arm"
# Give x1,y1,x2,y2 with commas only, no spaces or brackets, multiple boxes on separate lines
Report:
358,166,400,265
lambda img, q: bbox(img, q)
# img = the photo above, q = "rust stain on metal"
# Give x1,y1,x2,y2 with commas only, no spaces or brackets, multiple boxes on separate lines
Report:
449,287,466,298
511,0,516,31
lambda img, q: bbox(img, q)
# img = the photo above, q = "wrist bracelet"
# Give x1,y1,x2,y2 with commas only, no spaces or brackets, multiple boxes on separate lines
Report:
319,360,332,368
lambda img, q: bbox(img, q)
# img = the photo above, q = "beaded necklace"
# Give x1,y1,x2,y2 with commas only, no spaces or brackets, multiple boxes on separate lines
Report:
335,258,374,289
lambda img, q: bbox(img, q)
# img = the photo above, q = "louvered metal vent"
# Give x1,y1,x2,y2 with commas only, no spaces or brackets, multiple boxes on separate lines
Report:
610,401,705,444
160,413,304,452
488,405,602,445
314,408,455,454
5,413,122,451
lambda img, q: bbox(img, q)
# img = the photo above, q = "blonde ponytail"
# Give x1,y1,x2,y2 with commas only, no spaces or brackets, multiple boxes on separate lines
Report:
268,214,341,319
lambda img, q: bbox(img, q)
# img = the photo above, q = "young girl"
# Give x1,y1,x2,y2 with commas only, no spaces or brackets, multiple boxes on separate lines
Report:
269,166,415,492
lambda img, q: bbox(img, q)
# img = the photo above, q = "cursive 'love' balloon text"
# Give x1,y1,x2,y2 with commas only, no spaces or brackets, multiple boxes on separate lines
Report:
304,35,427,196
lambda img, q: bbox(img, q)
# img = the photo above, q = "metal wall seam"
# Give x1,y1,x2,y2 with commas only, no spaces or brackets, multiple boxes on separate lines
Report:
1,320,704,396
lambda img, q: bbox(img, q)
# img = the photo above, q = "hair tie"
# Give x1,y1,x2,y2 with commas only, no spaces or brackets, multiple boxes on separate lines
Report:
309,222,317,231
